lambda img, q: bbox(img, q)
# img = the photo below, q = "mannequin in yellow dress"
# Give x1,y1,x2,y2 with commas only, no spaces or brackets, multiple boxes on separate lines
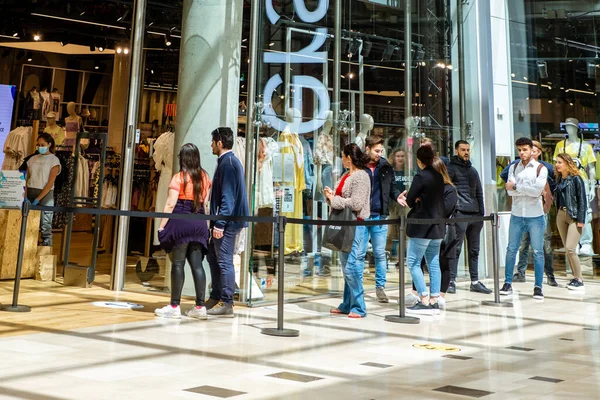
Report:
553,117,596,255
278,108,306,254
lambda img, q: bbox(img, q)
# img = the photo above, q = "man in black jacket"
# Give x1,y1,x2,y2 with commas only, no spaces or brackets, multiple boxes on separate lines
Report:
446,140,491,294
358,136,403,303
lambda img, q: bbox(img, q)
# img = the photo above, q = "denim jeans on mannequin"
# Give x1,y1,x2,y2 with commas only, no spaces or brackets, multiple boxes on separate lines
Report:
407,237,443,297
504,215,546,288
338,225,368,316
356,216,388,289
516,214,554,278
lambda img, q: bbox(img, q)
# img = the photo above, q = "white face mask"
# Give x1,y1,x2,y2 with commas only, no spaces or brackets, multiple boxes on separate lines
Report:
38,146,48,155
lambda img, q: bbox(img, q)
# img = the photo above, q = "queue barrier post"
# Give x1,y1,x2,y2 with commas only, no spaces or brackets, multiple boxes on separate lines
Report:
261,215,300,337
1,201,32,312
482,213,512,308
385,215,419,324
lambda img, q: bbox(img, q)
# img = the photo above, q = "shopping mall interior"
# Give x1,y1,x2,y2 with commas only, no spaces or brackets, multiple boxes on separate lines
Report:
0,0,599,398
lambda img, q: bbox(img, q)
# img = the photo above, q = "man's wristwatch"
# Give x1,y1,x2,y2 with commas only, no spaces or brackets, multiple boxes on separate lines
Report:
513,183,517,191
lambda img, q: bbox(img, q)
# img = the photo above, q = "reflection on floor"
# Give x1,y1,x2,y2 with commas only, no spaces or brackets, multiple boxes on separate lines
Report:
0,275,599,399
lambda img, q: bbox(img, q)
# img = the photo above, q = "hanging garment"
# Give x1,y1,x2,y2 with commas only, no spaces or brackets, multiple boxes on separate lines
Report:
299,136,315,195
278,126,305,254
257,137,278,208
40,91,50,121
153,131,175,245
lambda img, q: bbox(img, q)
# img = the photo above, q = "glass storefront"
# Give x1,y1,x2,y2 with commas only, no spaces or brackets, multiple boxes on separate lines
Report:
5,0,597,304
502,0,600,279
245,0,460,305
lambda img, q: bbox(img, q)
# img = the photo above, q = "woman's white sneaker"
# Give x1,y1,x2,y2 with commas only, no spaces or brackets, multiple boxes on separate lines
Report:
187,306,208,320
155,304,181,319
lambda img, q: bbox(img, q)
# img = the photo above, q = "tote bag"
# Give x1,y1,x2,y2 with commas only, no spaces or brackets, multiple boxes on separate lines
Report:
322,207,356,253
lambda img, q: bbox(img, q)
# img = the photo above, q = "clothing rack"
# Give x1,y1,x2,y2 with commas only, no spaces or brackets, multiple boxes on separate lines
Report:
62,131,107,284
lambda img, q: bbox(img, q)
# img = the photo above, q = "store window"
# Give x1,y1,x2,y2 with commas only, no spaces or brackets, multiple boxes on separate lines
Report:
507,1,600,279
247,0,458,305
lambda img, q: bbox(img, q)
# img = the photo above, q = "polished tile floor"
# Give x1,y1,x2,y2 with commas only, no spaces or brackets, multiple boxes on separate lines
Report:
1,278,599,399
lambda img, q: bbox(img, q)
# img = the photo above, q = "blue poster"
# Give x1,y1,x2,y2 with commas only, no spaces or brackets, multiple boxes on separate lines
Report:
0,85,16,168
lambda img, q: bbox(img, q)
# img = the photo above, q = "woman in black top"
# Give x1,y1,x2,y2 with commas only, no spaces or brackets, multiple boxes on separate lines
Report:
554,153,587,290
399,146,445,314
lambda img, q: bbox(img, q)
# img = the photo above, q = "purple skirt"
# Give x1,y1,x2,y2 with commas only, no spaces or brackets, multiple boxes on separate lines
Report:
158,200,210,253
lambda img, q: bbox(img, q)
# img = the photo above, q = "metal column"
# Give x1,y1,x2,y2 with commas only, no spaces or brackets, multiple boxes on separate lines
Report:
111,0,147,291
241,0,261,303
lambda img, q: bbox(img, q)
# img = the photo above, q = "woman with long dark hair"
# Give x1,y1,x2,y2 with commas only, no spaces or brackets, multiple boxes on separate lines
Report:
399,146,446,314
554,153,587,290
26,133,61,246
155,143,212,319
325,143,371,318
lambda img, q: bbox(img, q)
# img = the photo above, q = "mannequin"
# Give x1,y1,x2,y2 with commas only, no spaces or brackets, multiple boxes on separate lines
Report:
554,117,597,255
25,87,41,120
50,88,61,120
279,108,305,254
354,113,374,151
64,102,83,146
43,111,65,146
40,88,50,121
314,110,334,201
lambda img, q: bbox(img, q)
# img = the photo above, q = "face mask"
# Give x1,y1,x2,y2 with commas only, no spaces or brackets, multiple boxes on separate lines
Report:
38,147,48,155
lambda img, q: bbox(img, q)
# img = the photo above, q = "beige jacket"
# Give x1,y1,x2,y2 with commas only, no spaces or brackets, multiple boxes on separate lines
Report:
330,170,371,220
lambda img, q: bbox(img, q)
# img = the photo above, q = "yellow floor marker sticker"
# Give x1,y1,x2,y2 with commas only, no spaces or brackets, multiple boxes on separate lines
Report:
413,344,461,352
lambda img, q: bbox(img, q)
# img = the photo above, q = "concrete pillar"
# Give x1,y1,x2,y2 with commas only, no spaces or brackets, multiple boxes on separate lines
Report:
107,53,131,150
176,0,243,176
176,0,243,296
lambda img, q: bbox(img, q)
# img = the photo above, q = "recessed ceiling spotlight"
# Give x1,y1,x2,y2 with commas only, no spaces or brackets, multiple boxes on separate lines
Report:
165,33,172,47
33,34,41,41
124,47,129,55
116,46,123,54
26,51,32,62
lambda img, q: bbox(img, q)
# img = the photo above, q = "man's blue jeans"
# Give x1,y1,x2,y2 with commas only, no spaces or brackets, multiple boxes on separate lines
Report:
207,227,241,305
338,225,368,316
516,214,554,278
505,215,545,288
407,237,443,297
357,216,389,289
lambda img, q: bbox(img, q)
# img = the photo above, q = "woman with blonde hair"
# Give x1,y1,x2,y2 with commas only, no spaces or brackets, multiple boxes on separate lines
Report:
554,153,587,290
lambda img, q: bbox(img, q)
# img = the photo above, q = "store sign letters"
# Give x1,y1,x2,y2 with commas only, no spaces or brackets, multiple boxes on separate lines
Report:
263,0,331,134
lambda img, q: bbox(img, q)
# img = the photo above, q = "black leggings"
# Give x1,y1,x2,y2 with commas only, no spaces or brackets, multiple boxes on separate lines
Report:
169,242,206,307
411,255,451,294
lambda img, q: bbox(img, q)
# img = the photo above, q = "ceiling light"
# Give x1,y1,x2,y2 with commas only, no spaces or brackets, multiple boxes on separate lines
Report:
124,47,129,54
165,34,172,47
548,99,552,104
381,43,395,61
570,102,574,106
511,73,516,78
347,72,355,79
117,10,129,22
116,46,123,54
94,64,100,70
361,41,372,58
523,76,528,81
268,42,275,47
150,69,154,74
98,45,105,52
242,38,248,42
536,60,548,79
12,31,18,37
33,34,41,41
26,52,32,62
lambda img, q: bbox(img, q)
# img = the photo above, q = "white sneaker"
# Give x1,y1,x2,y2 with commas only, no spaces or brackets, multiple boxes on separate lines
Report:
186,306,208,320
402,292,420,307
155,304,181,319
437,296,446,309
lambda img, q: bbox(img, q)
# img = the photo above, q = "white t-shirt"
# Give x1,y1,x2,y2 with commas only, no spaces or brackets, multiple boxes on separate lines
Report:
26,154,61,190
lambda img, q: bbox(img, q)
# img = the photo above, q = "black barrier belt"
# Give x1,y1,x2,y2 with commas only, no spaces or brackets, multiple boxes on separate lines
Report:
28,205,277,224
286,215,494,227
28,205,494,227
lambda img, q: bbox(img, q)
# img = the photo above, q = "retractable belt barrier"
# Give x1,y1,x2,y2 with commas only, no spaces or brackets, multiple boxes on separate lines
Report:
1,204,510,332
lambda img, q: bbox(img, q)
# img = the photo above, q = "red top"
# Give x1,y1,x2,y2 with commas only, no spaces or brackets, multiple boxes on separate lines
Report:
169,171,212,201
336,174,350,196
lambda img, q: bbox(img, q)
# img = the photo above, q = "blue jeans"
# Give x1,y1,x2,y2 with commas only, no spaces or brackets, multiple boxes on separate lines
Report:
407,237,443,297
505,215,545,288
207,227,241,305
357,216,389,288
338,225,368,316
516,214,554,278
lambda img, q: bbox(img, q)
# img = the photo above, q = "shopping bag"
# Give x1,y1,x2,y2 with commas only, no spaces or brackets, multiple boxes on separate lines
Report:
322,207,356,253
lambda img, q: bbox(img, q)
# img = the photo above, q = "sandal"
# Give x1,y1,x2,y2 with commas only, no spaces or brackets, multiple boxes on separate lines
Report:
348,312,363,319
330,308,346,314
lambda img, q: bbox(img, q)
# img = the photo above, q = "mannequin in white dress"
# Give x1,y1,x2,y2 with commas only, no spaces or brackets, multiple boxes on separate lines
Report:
153,131,175,246
554,117,597,255
354,113,374,151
